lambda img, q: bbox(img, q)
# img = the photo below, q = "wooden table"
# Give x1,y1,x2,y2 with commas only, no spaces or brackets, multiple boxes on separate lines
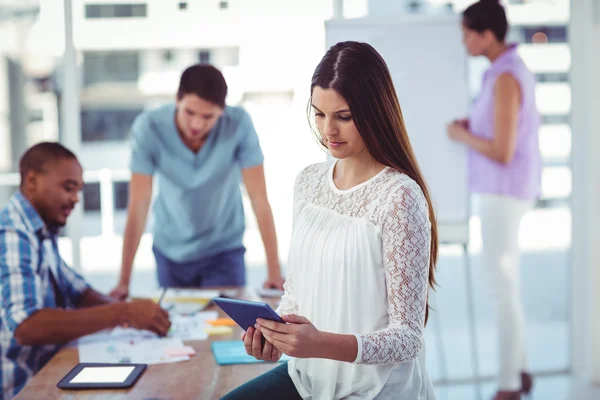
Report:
16,288,280,400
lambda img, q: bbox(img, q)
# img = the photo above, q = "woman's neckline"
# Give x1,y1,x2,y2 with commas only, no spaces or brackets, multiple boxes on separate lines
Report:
328,159,390,195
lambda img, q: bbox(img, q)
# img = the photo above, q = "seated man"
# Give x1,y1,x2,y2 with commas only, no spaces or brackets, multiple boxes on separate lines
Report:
0,142,171,399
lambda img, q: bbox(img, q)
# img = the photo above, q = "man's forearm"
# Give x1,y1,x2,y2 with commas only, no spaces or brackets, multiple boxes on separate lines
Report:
15,303,127,346
78,288,117,308
253,200,281,276
120,208,148,285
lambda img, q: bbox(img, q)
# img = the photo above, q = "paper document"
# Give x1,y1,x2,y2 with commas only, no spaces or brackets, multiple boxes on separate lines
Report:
73,327,156,346
134,288,222,314
135,288,221,302
73,310,219,348
168,311,218,340
79,338,190,365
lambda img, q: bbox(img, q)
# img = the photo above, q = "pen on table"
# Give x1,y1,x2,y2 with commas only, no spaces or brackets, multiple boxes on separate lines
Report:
157,287,167,306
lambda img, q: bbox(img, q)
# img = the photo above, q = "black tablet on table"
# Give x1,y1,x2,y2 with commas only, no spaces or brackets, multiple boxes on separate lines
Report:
57,363,146,390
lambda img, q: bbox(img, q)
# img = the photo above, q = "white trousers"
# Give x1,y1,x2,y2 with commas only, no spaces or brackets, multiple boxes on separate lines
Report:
478,193,533,390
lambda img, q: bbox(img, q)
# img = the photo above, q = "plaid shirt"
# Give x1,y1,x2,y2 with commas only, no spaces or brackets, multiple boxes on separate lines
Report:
0,191,89,399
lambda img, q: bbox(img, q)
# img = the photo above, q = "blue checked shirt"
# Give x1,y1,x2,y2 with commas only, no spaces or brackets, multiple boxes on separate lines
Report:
0,191,89,399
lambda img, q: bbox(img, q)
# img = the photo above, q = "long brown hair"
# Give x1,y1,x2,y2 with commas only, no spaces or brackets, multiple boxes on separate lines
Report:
308,41,438,324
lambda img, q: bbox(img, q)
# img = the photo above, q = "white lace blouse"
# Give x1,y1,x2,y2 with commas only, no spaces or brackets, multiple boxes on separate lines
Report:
277,161,435,400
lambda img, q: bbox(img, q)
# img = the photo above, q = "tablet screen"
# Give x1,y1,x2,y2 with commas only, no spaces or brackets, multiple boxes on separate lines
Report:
70,366,135,384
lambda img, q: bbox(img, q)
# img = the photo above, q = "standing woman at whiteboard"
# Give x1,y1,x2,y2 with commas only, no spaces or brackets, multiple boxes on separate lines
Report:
222,41,437,399
447,1,541,400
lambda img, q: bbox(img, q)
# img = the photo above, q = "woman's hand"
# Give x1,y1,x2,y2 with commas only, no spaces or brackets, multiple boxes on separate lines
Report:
447,121,469,142
454,118,469,129
256,314,322,358
242,327,282,362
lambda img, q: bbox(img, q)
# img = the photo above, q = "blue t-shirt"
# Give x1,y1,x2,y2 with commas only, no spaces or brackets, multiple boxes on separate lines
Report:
129,103,264,262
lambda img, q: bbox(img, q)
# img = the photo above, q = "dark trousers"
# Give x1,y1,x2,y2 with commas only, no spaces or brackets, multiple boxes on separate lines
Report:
220,362,302,399
153,246,246,287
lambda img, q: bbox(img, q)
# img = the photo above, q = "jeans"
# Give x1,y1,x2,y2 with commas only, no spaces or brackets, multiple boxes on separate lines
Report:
153,245,246,288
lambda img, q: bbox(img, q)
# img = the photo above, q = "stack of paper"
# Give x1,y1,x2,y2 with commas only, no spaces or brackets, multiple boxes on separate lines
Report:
161,289,221,303
75,290,244,364
168,311,218,340
74,327,155,346
79,338,191,365
134,289,222,314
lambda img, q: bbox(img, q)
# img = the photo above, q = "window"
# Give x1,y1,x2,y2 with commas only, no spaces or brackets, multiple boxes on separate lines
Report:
83,51,140,86
407,1,421,12
81,108,143,142
220,47,239,67
198,50,211,64
162,50,174,63
2,186,19,198
542,115,570,125
113,181,129,210
82,182,129,212
178,2,187,10
83,183,101,212
85,3,147,19
539,124,571,163
536,73,569,83
523,26,568,43
219,1,229,10
536,83,571,115
28,108,44,123
541,166,572,199
535,197,570,209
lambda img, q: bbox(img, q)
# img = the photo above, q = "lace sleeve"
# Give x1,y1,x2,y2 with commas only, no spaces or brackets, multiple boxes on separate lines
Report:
276,273,299,315
354,181,432,365
276,168,306,316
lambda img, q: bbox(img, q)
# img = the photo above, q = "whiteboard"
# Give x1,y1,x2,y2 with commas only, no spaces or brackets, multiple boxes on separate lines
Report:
326,14,471,244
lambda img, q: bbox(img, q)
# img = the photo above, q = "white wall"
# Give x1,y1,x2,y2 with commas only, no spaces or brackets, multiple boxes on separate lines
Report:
79,142,131,171
570,0,600,384
0,58,11,172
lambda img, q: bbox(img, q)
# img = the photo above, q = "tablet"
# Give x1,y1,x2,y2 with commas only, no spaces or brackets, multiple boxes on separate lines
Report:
212,297,285,331
57,363,146,390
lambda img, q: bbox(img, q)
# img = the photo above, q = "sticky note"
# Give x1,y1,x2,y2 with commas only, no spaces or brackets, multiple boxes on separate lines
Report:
211,341,291,365
205,326,234,335
206,318,237,327
165,346,196,357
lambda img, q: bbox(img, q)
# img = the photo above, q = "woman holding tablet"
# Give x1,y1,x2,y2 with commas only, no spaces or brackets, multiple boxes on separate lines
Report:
222,41,437,399
447,1,540,399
